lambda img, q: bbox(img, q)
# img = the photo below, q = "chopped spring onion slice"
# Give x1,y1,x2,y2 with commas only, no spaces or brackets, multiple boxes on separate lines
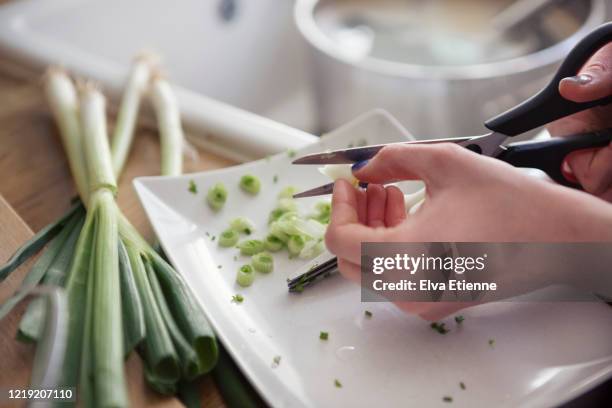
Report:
264,235,284,252
443,396,453,403
251,252,273,273
460,382,466,390
218,229,239,248
188,180,197,194
364,310,373,318
454,315,464,324
237,240,265,256
334,379,342,388
232,294,244,303
319,331,329,340
318,164,358,186
287,235,305,257
430,322,449,334
230,217,255,235
207,183,227,211
268,208,287,224
276,198,297,212
277,186,296,199
272,356,281,366
299,238,324,259
236,265,255,287
239,174,261,195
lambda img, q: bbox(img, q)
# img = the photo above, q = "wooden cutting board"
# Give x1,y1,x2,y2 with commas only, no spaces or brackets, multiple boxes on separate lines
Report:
0,59,233,406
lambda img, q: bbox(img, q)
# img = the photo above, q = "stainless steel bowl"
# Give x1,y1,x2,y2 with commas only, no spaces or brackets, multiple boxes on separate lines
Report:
295,0,607,137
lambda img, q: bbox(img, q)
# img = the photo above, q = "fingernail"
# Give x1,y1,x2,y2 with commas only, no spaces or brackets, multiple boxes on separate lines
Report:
359,181,369,188
352,160,369,172
564,74,593,85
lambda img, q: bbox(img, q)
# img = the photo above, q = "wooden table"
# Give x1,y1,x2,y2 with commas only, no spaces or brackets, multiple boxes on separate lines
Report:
0,62,236,407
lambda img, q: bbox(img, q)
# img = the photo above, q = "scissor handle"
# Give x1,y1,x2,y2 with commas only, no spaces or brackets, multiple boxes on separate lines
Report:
485,22,612,136
498,128,612,188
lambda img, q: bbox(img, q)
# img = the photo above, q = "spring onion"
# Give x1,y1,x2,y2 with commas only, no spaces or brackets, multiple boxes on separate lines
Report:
207,183,227,211
268,208,287,224
251,252,273,273
230,217,255,235
460,382,466,390
236,265,255,287
232,294,244,303
334,379,342,388
319,331,329,340
364,310,373,318
219,229,240,248
237,240,265,256
277,186,296,199
264,234,284,252
454,315,464,325
188,180,197,194
111,54,157,177
443,396,453,403
318,164,358,186
239,174,261,195
150,74,184,176
287,235,305,257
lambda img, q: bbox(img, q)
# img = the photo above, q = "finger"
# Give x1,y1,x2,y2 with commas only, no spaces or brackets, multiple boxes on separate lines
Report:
366,184,387,228
352,143,472,190
559,42,612,103
337,257,360,283
384,185,406,227
330,179,360,226
564,144,612,196
356,187,368,224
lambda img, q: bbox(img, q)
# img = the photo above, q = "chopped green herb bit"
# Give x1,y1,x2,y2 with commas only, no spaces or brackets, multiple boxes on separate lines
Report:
207,183,227,211
236,264,255,287
430,322,449,334
273,175,278,183
230,217,255,235
240,174,261,195
287,235,305,257
252,251,274,273
219,229,240,247
264,234,284,252
365,310,373,318
443,396,453,403
459,382,466,390
211,235,216,241
232,294,244,303
319,331,329,340
188,179,198,194
287,149,296,158
454,315,465,324
218,265,222,269
334,379,342,388
237,239,265,256
277,186,296,199
488,338,495,347
272,356,281,366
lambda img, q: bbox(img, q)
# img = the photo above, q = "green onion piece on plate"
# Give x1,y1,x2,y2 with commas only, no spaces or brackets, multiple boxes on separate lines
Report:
264,234,284,252
218,229,239,248
287,235,305,257
237,240,265,256
207,183,227,211
251,252,274,273
236,265,255,287
239,175,261,195
230,217,255,235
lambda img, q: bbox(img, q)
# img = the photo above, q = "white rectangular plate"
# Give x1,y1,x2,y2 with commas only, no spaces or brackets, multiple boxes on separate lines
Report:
134,111,612,407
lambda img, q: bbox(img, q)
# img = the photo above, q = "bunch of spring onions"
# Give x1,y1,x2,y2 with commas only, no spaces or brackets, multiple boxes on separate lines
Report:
0,56,219,405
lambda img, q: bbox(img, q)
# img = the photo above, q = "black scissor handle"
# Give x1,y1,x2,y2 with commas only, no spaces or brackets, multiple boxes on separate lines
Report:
497,128,612,187
485,22,612,136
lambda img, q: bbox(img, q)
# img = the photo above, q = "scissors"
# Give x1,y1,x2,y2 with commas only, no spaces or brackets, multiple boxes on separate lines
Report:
292,22,612,198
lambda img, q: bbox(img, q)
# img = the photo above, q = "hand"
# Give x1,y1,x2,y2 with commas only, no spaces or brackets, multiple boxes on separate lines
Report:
548,42,612,201
325,143,612,320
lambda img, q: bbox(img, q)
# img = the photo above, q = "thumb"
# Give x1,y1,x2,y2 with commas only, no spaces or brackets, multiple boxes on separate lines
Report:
558,42,612,103
352,143,471,190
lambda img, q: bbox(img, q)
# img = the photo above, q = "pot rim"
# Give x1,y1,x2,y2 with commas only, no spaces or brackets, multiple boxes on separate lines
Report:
294,0,606,80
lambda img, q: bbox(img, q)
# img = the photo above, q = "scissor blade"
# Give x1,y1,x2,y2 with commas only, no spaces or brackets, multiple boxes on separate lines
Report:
292,136,476,164
293,182,335,198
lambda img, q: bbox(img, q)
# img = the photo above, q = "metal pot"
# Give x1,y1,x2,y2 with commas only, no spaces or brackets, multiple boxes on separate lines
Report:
295,0,607,138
